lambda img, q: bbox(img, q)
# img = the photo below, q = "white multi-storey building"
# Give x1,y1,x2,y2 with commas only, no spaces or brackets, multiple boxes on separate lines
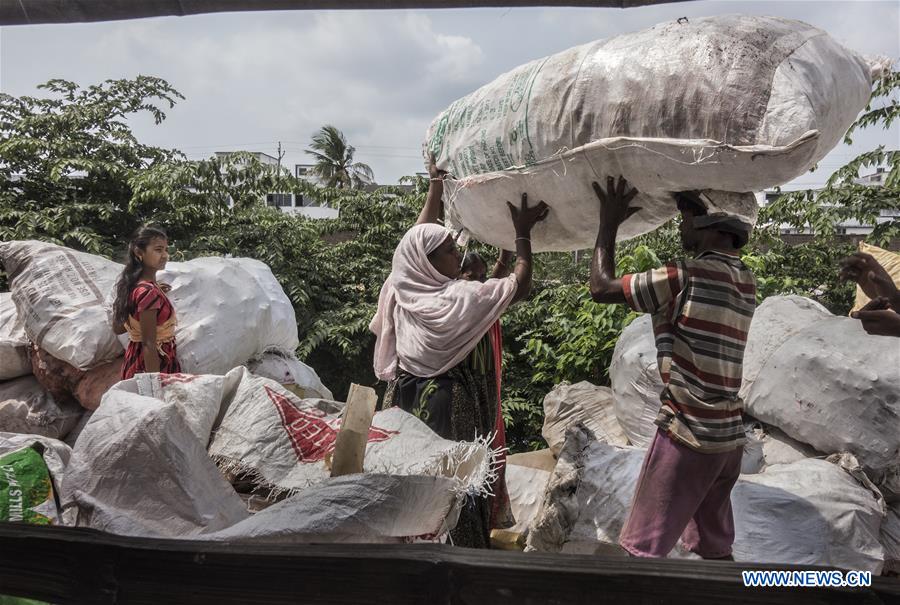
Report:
214,152,338,219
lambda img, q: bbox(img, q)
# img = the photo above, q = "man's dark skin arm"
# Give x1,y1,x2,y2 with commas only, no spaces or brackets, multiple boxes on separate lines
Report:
589,176,640,305
839,252,900,312
851,297,900,337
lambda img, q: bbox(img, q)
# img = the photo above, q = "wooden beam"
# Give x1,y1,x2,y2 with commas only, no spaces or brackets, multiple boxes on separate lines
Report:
2,1,691,26
0,524,897,604
330,383,378,477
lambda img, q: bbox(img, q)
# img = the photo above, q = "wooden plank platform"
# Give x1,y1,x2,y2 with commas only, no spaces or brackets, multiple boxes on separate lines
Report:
1,524,898,604
1,2,690,27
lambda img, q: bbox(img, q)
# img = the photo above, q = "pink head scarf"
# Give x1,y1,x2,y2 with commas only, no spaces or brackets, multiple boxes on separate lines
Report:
370,223,518,381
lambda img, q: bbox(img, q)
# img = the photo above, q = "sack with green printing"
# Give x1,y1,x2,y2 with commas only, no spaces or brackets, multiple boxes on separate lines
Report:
0,443,60,525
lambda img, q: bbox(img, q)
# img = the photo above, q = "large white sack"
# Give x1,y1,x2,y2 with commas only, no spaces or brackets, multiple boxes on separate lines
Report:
427,15,872,251
0,375,83,439
61,370,249,538
742,418,825,475
208,372,496,500
739,295,831,399
527,428,885,572
740,429,766,475
731,459,885,573
542,381,628,455
501,461,553,546
199,474,460,544
609,314,662,448
746,315,900,499
739,422,822,475
0,241,122,370
0,292,31,380
247,349,333,400
748,421,822,469
883,503,900,575
159,257,299,375
63,410,93,449
0,431,72,487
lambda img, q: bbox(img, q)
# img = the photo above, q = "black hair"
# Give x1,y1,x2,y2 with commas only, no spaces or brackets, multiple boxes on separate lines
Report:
112,226,168,326
462,251,486,272
674,191,707,216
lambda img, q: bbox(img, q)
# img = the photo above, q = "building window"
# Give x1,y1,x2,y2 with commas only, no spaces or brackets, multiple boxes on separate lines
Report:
266,193,293,207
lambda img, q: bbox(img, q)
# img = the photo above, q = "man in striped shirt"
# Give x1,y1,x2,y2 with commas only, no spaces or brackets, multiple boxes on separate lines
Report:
588,176,756,560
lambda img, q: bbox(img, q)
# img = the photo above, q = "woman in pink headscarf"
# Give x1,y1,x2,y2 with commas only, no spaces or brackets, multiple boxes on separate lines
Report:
370,156,549,548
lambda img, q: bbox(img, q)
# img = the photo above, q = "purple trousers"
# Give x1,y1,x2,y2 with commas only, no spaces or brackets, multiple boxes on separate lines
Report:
619,428,743,559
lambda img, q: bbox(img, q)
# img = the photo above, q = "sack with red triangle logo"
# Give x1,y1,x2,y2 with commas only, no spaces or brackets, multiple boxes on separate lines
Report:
208,372,499,504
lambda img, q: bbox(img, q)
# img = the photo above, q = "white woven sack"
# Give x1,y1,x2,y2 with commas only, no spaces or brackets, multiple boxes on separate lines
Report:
208,372,496,500
542,380,628,455
746,315,900,499
0,431,72,490
504,462,553,542
247,349,333,400
732,459,885,573
426,15,872,251
527,430,885,572
609,314,662,448
739,295,831,400
61,370,249,538
0,241,122,369
0,375,83,439
199,474,461,544
0,292,31,380
160,257,299,375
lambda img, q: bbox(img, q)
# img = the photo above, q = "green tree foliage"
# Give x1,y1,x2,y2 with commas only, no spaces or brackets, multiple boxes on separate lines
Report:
0,77,413,401
0,77,183,257
305,125,375,189
498,245,662,450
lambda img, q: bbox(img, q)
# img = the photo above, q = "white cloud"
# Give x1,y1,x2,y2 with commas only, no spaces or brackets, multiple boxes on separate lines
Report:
1,3,897,184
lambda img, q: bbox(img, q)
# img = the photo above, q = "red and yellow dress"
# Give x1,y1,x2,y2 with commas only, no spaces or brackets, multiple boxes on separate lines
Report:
121,281,181,380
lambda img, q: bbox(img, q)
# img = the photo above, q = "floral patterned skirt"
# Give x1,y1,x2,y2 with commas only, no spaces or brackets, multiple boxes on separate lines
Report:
383,363,513,548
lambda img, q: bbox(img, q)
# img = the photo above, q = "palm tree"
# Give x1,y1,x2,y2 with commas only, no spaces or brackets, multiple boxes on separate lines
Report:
305,125,375,189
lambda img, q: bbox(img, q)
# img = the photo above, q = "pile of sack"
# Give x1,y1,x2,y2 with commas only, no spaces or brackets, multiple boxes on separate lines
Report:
426,15,875,251
0,240,331,439
4,240,461,543
3,368,495,543
500,296,899,574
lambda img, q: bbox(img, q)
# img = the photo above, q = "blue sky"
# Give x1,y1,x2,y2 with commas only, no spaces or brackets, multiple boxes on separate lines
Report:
2,1,898,186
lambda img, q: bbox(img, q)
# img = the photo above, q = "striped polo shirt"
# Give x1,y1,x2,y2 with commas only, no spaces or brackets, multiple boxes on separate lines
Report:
622,250,756,453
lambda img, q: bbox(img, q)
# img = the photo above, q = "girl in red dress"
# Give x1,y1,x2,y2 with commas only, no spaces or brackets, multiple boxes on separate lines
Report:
112,226,181,379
